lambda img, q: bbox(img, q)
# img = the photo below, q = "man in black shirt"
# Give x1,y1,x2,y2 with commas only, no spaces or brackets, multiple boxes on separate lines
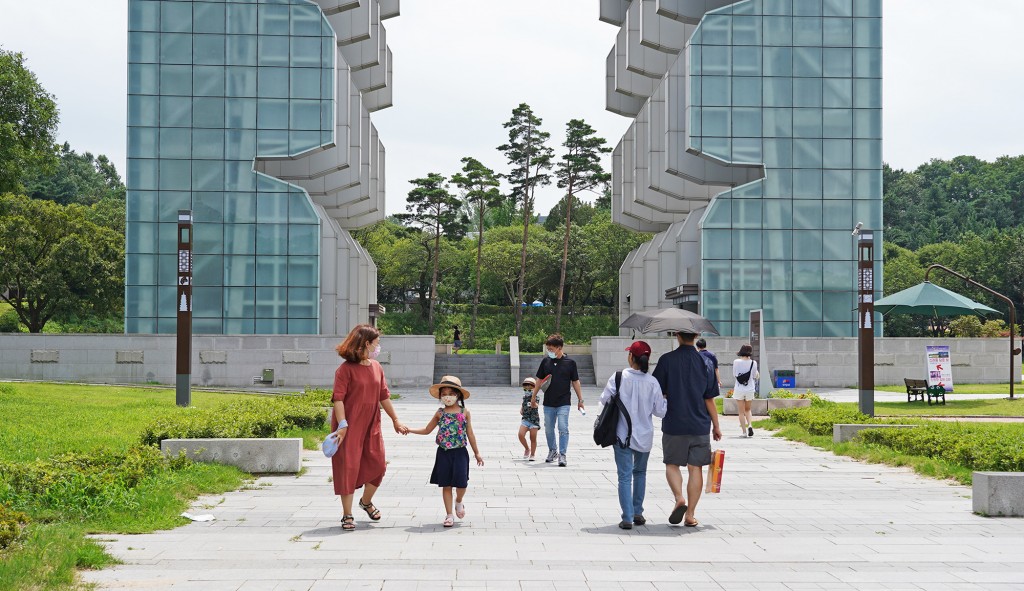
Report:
529,334,584,467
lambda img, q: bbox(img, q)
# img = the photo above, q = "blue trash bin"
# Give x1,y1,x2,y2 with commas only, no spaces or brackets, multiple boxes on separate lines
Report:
772,369,796,389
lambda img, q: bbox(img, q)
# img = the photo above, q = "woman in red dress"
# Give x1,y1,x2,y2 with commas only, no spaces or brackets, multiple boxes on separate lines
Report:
329,324,408,531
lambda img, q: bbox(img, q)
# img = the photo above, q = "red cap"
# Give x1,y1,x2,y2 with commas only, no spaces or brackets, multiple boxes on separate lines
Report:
625,341,652,358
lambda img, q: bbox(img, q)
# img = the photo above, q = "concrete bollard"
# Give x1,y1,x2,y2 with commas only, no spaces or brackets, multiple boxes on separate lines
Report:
973,472,1024,516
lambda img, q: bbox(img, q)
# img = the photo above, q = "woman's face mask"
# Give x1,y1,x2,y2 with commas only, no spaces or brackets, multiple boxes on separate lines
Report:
369,343,381,359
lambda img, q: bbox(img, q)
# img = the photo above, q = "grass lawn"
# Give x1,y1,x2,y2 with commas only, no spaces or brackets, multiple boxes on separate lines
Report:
875,383,1022,395
873,397,1024,417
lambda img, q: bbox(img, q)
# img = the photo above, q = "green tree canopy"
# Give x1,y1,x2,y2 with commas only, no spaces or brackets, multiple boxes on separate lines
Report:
24,142,125,206
0,49,59,194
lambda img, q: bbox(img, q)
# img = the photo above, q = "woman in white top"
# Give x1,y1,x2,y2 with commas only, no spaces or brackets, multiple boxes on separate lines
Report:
599,340,667,530
732,343,759,437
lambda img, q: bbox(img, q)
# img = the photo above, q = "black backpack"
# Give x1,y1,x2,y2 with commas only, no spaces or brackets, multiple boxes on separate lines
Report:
593,371,632,448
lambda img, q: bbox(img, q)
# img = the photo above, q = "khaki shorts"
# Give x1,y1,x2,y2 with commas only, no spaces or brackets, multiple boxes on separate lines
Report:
662,433,712,467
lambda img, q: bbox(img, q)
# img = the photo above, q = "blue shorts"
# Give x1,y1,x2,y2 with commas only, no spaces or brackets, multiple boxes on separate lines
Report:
521,420,540,430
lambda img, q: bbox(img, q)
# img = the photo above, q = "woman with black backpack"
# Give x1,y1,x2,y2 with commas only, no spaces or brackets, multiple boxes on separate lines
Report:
732,344,760,437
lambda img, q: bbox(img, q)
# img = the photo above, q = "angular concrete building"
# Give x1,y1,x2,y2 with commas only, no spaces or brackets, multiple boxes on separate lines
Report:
126,0,396,334
606,0,882,337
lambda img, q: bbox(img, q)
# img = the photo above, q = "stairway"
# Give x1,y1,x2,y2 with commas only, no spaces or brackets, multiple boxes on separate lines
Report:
433,354,511,387
520,354,597,387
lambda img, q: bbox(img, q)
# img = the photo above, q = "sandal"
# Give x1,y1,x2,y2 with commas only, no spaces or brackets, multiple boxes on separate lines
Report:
455,502,466,519
684,518,699,528
341,514,355,531
358,499,381,521
669,503,687,525
443,514,455,528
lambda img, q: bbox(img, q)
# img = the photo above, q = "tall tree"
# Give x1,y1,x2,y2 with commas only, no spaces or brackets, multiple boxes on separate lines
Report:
497,103,553,337
24,142,126,206
395,173,468,333
0,49,59,193
451,156,503,348
552,119,610,331
0,193,123,332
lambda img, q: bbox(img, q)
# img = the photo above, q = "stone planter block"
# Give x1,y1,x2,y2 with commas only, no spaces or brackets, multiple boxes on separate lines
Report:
722,398,768,416
973,472,1024,516
161,438,302,473
767,399,812,411
832,424,917,443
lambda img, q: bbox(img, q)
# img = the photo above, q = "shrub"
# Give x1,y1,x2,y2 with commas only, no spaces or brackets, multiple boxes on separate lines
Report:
768,398,869,435
0,503,29,550
858,423,1024,472
770,389,820,401
0,309,20,332
140,396,327,446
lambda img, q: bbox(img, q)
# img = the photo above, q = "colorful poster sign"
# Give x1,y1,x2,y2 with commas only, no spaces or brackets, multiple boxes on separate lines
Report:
925,345,954,392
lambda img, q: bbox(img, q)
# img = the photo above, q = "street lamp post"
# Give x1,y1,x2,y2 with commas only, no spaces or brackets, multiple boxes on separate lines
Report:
854,224,875,417
176,210,193,407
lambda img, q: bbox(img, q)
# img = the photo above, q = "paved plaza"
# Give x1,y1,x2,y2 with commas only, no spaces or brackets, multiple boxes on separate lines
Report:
85,386,1024,591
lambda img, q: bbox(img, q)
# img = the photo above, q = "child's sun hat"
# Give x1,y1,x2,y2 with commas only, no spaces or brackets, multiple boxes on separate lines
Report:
429,375,472,400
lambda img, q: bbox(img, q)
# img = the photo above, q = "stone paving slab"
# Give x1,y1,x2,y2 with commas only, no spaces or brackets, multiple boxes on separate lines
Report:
84,386,1024,591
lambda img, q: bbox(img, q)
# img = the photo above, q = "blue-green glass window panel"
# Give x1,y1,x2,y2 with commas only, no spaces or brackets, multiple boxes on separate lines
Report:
256,171,289,192
822,291,854,323
290,131,321,154
762,16,793,45
763,78,792,105
194,35,225,66
126,253,157,287
158,230,178,260
766,321,793,337
193,251,223,286
225,318,255,334
793,78,822,107
793,169,822,198
823,170,853,198
321,80,333,107
192,318,223,334
737,77,761,107
255,318,287,334
291,4,323,36
794,231,823,262
853,79,881,108
690,45,702,76
258,36,290,67
703,230,732,260
158,192,190,223
792,322,822,337
762,109,791,138
702,76,730,106
159,96,192,127
763,168,793,198
288,256,318,286
701,45,731,76
822,108,853,138
823,78,852,108
161,2,192,33
128,158,159,191
733,183,764,201
224,225,256,255
854,0,881,17
257,193,289,223
193,3,225,34
763,291,794,321
159,128,191,159
701,137,731,161
733,198,763,227
821,320,849,337
702,261,732,290
257,67,289,98
733,108,761,138
255,287,287,316
256,224,289,255
224,255,257,286
794,260,823,289
256,130,289,156
226,35,258,66
793,108,822,138
224,160,257,191
794,138,823,168
702,107,730,137
762,0,793,15
793,46,822,77
853,139,881,169
822,231,853,261
224,130,256,161
702,199,731,228
822,139,852,168
854,170,882,199
292,38,323,68
822,18,853,47
793,17,822,46
192,286,223,317
732,16,761,46
732,259,762,291
763,261,793,291
691,78,703,108
224,288,256,318
822,261,854,290
257,98,289,130
126,285,157,318
193,192,224,225
127,222,158,254
854,109,881,139
823,48,853,78
763,140,793,169
732,46,761,75
226,66,257,97
226,4,257,35
793,199,822,229
853,200,882,231
127,190,158,222
290,99,322,130
763,198,792,227
158,291,179,322
763,47,792,77
129,32,160,64
733,138,762,163
160,65,192,96
733,291,763,320
193,97,225,129
192,160,224,191
794,0,822,16
288,287,318,318
823,0,853,17
258,4,290,36
192,129,224,160
160,33,192,65
854,18,881,48
256,255,288,286
159,160,191,191
129,0,160,32
854,48,881,79
700,14,731,45
225,99,257,130
129,126,158,157
194,65,226,97
733,1,756,15
763,230,793,260
288,319,317,334
224,192,256,223
289,224,319,256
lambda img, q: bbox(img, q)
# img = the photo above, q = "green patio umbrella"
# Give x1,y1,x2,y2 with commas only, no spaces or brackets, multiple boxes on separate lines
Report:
873,281,1000,317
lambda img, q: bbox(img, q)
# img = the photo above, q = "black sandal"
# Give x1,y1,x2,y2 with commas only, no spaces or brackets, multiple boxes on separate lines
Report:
359,499,381,521
341,514,355,531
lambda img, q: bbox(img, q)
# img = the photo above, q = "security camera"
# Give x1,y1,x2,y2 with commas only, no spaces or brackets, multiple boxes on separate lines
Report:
851,222,863,236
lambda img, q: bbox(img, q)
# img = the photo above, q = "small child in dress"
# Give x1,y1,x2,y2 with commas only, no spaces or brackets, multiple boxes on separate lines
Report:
518,377,541,460
407,374,484,527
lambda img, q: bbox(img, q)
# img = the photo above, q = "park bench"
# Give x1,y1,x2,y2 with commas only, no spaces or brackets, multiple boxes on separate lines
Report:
926,384,947,405
904,378,927,402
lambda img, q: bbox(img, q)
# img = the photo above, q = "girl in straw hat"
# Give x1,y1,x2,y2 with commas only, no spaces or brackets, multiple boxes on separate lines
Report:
407,375,484,527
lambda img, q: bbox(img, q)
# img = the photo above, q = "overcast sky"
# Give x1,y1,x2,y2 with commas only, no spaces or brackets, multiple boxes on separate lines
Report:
2,1,1024,216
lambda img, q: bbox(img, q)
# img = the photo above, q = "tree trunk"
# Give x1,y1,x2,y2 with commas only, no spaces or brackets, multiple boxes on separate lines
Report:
555,181,575,332
429,218,441,335
470,201,484,349
515,194,530,338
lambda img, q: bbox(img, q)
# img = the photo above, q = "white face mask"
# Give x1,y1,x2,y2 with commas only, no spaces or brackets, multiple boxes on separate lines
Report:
440,394,458,407
369,344,381,359
546,349,557,359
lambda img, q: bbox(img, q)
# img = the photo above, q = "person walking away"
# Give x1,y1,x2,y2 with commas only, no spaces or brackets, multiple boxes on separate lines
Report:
328,324,408,531
529,333,584,467
732,344,760,437
696,338,722,387
600,341,667,529
518,377,541,460
407,375,484,527
651,330,722,528
452,325,462,354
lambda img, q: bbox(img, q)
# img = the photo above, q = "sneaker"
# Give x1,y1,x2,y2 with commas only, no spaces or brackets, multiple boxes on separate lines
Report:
748,426,754,437
523,451,531,460
528,455,535,461
558,453,567,467
545,450,558,463
633,515,646,526
741,428,748,438
618,521,632,530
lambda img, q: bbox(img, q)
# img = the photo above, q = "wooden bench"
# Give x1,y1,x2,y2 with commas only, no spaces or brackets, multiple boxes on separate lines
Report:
904,378,927,402
926,384,947,405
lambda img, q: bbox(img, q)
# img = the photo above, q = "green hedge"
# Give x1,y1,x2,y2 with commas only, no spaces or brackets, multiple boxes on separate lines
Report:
379,311,618,351
0,503,29,550
859,423,1024,472
768,398,870,435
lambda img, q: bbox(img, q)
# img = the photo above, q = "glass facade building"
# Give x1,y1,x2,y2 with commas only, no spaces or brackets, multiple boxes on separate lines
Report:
126,0,393,335
605,0,882,338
